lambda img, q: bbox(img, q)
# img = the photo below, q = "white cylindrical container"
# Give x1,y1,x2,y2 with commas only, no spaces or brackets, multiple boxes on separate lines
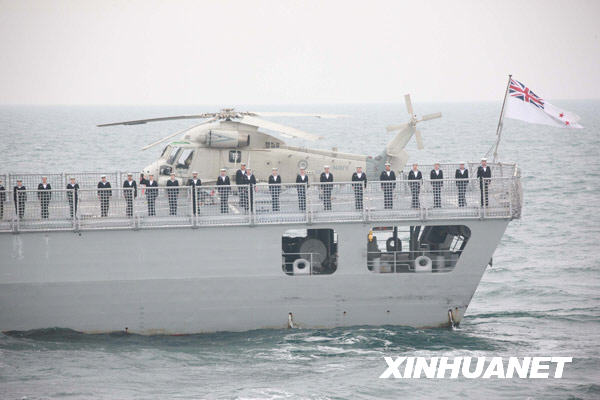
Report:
413,255,433,272
293,258,311,275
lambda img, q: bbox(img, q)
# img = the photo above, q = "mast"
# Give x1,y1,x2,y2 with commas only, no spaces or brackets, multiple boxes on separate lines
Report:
492,74,512,162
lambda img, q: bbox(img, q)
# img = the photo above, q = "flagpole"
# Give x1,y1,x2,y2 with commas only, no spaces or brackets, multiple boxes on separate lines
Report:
491,74,512,163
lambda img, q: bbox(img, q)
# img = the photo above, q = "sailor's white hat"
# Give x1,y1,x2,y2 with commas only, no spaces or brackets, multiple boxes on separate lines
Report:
17,178,22,181
434,161,441,164
101,174,107,178
241,162,246,166
127,172,133,176
192,171,198,174
384,162,391,166
220,168,226,171
70,176,76,180
459,161,466,164
481,157,487,161
356,165,362,168
42,176,47,179
272,167,278,171
324,165,330,169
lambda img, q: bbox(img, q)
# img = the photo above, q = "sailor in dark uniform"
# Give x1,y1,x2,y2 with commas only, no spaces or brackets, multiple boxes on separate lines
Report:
97,175,112,217
187,171,202,215
407,163,422,209
123,173,137,218
245,168,257,211
66,177,80,218
477,158,492,207
351,166,367,210
455,162,469,207
320,166,334,211
145,174,158,216
166,173,179,216
380,162,396,209
236,163,248,212
268,167,282,212
235,163,247,185
37,176,52,219
13,179,27,219
296,168,309,211
216,168,231,213
138,173,148,198
430,162,444,208
0,179,6,219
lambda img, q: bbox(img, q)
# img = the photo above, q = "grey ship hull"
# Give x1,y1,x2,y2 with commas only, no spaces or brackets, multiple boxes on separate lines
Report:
0,219,508,334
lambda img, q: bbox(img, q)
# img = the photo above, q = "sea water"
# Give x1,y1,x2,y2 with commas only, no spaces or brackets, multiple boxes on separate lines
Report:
0,102,598,399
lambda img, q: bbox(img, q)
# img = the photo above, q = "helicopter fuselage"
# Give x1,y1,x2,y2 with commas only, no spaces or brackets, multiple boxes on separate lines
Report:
143,120,373,184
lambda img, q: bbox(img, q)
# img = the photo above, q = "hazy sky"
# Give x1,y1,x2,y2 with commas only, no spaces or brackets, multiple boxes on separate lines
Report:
0,0,598,105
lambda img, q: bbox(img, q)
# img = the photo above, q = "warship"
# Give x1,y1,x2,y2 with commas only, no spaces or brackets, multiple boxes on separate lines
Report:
0,97,522,334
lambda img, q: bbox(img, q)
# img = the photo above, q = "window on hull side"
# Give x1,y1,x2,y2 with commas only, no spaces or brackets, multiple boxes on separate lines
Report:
367,225,471,273
282,228,338,276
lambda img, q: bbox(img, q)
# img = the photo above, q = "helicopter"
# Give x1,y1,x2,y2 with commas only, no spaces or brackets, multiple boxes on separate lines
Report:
97,95,441,184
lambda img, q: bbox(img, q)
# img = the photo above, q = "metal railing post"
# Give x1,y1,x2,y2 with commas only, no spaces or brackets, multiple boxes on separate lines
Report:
249,185,254,226
508,177,513,218
189,186,197,228
133,189,140,229
116,171,121,199
362,183,368,222
306,183,312,224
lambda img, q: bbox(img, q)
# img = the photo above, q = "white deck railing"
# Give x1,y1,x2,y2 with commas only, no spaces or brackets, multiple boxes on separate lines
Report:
0,175,522,233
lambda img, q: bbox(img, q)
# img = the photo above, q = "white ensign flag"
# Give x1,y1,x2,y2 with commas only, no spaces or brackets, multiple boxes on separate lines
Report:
504,78,583,129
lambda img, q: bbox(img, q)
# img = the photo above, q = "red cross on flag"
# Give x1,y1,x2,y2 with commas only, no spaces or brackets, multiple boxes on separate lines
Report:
504,78,583,129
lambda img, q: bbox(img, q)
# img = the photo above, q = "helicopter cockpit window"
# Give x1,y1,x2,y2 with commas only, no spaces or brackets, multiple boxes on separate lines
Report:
229,150,241,163
167,147,182,165
176,149,194,169
160,145,171,159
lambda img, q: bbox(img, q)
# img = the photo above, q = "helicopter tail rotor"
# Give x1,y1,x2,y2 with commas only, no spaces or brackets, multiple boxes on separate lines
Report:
385,94,441,150
404,94,415,118
415,130,424,150
419,112,442,122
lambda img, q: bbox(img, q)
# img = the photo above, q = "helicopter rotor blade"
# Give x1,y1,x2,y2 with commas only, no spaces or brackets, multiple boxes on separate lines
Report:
404,94,415,116
240,116,323,141
419,112,442,122
250,111,348,119
140,118,217,151
415,130,424,150
98,114,215,127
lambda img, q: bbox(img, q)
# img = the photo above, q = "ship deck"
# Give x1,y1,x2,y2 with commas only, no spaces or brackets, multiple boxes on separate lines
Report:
0,162,522,233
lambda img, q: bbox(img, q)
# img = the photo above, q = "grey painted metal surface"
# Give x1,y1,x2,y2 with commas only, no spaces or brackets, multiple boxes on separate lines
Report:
0,219,509,334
